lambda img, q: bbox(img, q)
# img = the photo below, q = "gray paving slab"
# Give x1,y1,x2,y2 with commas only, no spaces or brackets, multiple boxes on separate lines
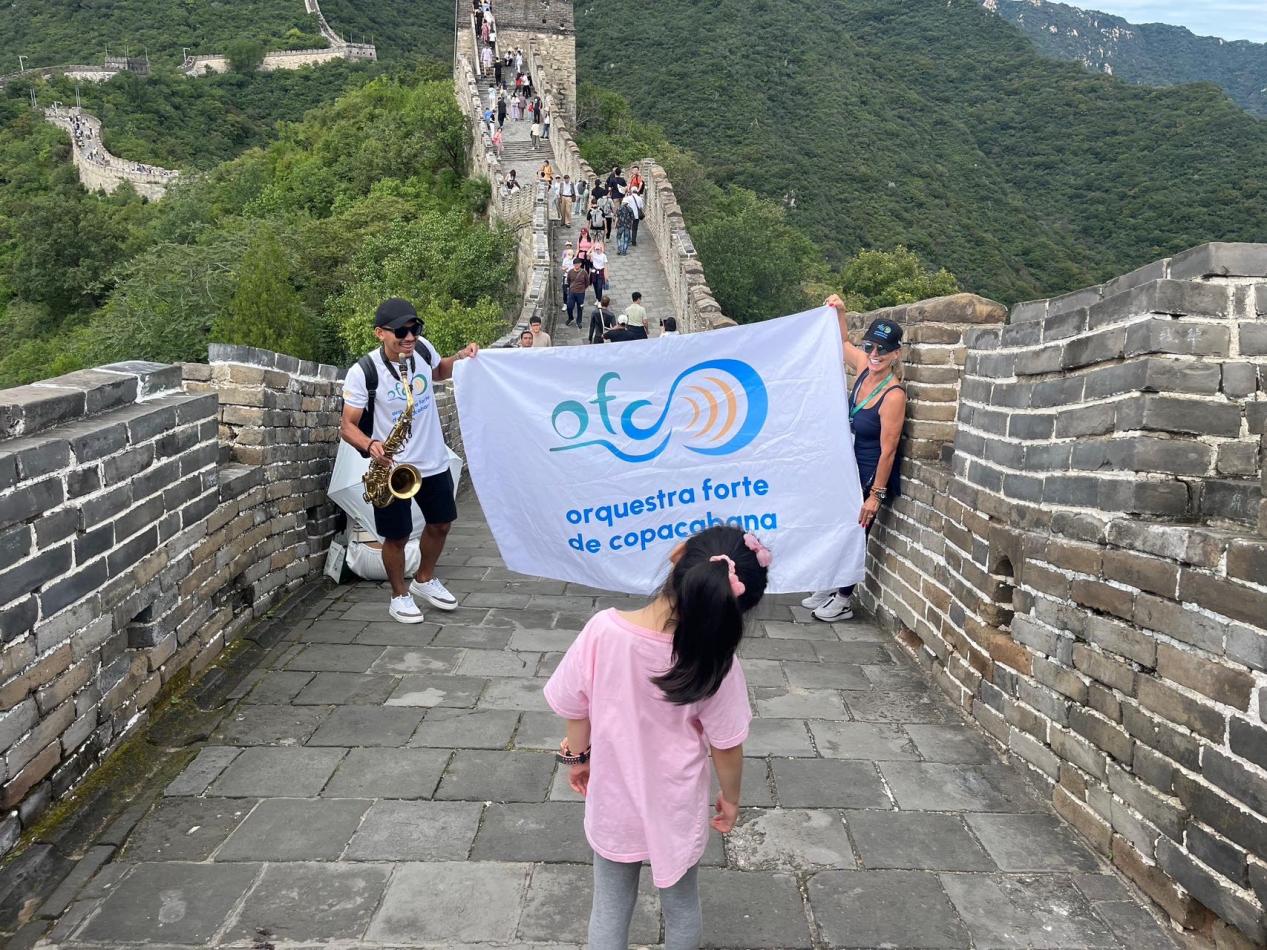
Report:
846,810,997,871
457,647,539,677
286,643,388,672
514,711,563,750
431,623,513,650
699,868,812,948
518,863,662,945
435,749,555,802
712,759,777,807
292,619,362,643
738,637,819,661
1094,899,1181,948
215,798,370,861
120,797,255,862
409,708,519,748
939,871,1121,947
966,813,1103,871
842,689,962,723
343,800,482,860
808,869,971,948
366,862,531,944
208,747,346,798
470,802,591,862
810,641,896,665
782,660,870,690
507,627,581,652
808,720,921,760
354,622,441,646
243,669,315,704
771,758,891,809
881,761,1047,812
292,671,398,705
164,746,240,796
904,722,1001,763
385,673,486,707
305,705,424,747
727,808,856,870
479,676,554,711
743,717,817,757
224,862,391,943
739,657,787,687
754,686,849,720
74,862,260,944
368,645,463,674
212,703,330,745
321,748,450,798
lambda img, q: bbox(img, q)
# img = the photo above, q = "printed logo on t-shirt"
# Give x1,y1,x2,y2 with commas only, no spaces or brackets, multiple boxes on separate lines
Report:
388,372,432,422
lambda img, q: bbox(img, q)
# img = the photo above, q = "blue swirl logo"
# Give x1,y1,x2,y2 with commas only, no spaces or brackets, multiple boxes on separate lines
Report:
549,359,769,463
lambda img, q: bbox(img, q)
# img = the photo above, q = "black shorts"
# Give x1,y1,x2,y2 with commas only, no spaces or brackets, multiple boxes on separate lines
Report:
373,470,458,541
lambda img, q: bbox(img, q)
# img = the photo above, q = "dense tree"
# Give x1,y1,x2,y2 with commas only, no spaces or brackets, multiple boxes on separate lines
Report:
213,225,312,358
225,39,267,73
0,76,518,386
837,247,960,312
576,0,1267,303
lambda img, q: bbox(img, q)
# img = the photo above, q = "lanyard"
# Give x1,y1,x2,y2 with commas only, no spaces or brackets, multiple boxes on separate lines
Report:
850,371,895,420
379,348,415,384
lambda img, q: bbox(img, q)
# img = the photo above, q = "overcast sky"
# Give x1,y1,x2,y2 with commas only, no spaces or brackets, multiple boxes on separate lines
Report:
1079,2,1267,43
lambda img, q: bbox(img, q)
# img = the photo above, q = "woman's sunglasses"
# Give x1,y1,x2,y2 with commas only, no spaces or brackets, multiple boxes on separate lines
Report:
393,322,424,339
861,341,893,354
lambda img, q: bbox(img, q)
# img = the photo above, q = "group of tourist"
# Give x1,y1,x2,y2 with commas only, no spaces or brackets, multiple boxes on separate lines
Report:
338,5,914,945
50,104,177,179
340,287,907,948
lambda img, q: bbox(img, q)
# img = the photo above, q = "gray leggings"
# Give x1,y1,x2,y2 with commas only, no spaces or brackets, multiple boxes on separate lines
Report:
589,854,702,949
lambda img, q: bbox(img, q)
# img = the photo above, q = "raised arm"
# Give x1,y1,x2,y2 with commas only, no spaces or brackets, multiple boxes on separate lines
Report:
433,343,480,382
825,294,867,375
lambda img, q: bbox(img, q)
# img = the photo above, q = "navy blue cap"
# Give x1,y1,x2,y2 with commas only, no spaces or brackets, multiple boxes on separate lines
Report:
862,318,903,353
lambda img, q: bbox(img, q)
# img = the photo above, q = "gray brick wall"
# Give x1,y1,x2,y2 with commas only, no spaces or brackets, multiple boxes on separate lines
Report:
852,243,1267,947
0,345,354,855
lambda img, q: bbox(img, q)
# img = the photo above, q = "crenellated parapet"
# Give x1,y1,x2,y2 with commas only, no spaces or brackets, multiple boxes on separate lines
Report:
849,243,1267,947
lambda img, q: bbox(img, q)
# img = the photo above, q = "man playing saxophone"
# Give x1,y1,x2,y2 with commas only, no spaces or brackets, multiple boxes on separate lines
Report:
340,298,479,624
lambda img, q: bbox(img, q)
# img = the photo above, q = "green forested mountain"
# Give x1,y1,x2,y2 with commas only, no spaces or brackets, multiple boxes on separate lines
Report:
0,74,516,387
0,0,452,72
984,0,1267,119
577,0,1267,303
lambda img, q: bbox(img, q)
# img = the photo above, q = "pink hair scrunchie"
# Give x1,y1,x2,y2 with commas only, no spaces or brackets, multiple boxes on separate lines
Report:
709,555,746,598
743,533,773,568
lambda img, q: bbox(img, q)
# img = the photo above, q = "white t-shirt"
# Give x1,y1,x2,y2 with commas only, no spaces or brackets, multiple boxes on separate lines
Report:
343,343,449,477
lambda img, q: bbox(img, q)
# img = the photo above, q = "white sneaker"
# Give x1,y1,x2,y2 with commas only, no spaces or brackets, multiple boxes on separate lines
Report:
410,577,459,611
389,595,426,624
812,592,854,622
800,590,835,610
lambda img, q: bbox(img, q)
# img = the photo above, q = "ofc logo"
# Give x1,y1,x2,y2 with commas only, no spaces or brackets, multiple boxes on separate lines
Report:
549,360,768,463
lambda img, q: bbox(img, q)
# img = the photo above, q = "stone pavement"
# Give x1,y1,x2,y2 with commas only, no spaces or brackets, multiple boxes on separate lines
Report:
31,494,1180,949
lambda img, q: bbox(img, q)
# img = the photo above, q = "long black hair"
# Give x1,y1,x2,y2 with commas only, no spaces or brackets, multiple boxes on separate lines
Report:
653,526,769,705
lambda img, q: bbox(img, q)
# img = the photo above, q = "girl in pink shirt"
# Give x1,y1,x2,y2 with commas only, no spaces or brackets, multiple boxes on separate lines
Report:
545,526,772,949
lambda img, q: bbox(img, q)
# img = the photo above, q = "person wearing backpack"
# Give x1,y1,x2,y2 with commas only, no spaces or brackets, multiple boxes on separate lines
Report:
340,298,480,624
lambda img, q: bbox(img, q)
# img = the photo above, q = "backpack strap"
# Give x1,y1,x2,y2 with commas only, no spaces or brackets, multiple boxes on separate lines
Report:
354,353,379,457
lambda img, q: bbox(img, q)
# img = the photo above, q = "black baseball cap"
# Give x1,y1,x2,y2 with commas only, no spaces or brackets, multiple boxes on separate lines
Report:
374,298,421,330
862,318,903,353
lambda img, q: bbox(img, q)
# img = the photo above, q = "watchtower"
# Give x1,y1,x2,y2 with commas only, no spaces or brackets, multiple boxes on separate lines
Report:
480,0,576,121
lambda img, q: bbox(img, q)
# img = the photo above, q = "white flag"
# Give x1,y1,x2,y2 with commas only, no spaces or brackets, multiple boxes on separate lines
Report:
454,307,866,595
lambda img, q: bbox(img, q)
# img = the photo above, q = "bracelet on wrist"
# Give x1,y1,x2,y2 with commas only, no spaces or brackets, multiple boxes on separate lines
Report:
556,741,590,765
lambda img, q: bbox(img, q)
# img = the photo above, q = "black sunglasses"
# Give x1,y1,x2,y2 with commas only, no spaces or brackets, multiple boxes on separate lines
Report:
861,341,893,354
392,322,424,339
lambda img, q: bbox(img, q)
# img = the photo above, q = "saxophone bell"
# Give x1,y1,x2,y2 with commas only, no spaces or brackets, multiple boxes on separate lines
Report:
388,462,422,500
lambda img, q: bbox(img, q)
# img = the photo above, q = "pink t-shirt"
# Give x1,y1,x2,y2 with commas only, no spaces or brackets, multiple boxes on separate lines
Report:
544,608,751,887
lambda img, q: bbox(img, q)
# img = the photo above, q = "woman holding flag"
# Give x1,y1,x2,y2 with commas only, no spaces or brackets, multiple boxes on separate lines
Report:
802,294,908,622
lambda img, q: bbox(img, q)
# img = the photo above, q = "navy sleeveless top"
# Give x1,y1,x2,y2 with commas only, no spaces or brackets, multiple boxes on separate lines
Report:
850,369,904,500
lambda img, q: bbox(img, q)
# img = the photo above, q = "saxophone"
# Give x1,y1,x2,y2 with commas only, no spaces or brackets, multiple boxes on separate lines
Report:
362,355,423,507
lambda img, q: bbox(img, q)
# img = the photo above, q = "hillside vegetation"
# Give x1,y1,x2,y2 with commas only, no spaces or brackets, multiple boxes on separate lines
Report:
577,0,1267,303
987,0,1267,119
1,0,452,72
0,74,516,387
